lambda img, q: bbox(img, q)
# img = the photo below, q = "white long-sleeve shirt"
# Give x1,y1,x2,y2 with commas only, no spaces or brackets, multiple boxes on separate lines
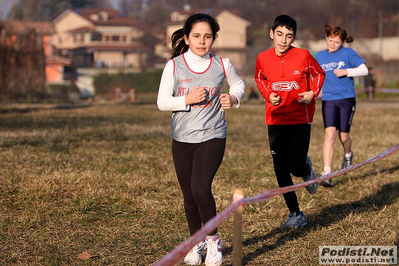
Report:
157,49,245,111
347,63,368,77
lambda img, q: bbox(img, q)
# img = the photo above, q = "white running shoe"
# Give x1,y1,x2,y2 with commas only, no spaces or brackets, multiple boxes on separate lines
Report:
205,233,223,266
320,171,334,187
341,150,354,169
184,240,205,265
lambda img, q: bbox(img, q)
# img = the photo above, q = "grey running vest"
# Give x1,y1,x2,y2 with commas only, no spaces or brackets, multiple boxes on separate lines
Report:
171,54,227,143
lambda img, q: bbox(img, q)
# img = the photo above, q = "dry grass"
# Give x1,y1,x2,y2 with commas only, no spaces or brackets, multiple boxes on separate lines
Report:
0,100,398,265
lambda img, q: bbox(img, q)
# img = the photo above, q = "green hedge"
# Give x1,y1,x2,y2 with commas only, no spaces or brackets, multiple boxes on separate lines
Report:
93,70,163,93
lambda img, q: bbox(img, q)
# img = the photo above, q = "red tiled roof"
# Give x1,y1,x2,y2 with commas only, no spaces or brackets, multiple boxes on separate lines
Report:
71,45,151,52
171,7,242,19
165,7,247,25
73,8,141,26
74,8,120,18
46,56,71,65
0,20,55,35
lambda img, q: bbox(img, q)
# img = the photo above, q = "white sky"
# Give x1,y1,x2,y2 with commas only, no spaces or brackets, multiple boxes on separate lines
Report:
110,0,119,9
0,0,17,19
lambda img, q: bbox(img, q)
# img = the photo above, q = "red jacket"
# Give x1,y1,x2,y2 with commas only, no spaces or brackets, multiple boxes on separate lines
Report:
255,46,325,125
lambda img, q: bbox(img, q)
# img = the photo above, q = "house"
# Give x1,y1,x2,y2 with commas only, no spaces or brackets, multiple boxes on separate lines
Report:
159,7,252,71
51,8,156,69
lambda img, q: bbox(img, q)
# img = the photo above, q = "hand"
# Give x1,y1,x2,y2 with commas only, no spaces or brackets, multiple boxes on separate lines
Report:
185,86,206,105
334,69,348,77
298,91,314,104
220,94,237,109
270,93,281,106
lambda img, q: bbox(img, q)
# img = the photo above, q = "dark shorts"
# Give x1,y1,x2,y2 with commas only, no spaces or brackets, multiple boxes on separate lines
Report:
322,98,356,133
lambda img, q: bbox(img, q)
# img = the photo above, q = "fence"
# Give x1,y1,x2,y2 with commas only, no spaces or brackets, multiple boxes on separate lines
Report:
153,144,399,266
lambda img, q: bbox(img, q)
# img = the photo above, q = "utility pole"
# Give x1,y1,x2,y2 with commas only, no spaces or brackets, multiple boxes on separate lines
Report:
295,16,301,40
378,10,383,58
397,11,399,36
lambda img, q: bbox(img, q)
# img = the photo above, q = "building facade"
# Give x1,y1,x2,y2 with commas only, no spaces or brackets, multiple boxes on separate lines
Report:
158,7,252,71
51,8,155,69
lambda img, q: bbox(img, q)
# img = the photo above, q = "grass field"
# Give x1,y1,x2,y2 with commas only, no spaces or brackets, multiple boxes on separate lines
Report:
0,98,398,265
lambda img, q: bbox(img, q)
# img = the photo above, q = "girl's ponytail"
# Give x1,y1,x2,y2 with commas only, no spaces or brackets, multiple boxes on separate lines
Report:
171,28,188,59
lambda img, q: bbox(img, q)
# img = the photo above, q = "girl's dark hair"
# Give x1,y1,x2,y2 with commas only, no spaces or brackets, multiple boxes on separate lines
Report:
325,25,354,43
170,13,220,59
272,14,297,36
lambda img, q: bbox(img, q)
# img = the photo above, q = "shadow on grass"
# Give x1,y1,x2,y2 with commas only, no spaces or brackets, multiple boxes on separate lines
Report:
222,181,399,265
0,103,91,114
334,165,399,186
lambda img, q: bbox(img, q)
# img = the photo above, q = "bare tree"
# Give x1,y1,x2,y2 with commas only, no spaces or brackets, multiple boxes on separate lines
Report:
8,0,114,21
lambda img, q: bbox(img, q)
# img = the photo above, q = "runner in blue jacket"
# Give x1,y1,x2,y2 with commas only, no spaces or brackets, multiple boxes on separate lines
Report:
316,25,368,187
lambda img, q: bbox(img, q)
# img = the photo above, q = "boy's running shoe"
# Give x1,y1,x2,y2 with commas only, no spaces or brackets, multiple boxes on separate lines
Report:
302,157,318,194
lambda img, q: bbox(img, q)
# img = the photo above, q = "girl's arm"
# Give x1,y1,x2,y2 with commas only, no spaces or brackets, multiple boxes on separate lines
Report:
347,63,369,77
157,60,189,111
334,63,368,77
222,58,245,108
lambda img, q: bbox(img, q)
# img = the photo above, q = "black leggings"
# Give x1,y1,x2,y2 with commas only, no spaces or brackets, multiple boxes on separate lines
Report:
172,138,226,236
268,124,311,214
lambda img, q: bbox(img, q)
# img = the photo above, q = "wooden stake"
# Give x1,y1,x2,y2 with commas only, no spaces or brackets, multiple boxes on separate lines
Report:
233,189,244,266
131,89,136,102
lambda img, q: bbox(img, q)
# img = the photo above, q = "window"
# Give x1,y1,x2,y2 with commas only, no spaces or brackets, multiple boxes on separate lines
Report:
91,34,102,42
112,35,120,42
78,34,84,43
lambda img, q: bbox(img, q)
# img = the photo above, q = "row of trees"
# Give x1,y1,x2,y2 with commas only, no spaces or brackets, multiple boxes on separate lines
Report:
7,0,112,21
0,30,46,101
4,0,399,56
7,0,399,41
3,0,398,102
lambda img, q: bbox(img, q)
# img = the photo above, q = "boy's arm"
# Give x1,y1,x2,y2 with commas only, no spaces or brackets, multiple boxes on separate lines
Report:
307,52,325,98
254,56,272,103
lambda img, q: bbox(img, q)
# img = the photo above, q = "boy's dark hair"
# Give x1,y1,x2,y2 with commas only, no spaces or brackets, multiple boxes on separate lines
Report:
272,14,297,36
